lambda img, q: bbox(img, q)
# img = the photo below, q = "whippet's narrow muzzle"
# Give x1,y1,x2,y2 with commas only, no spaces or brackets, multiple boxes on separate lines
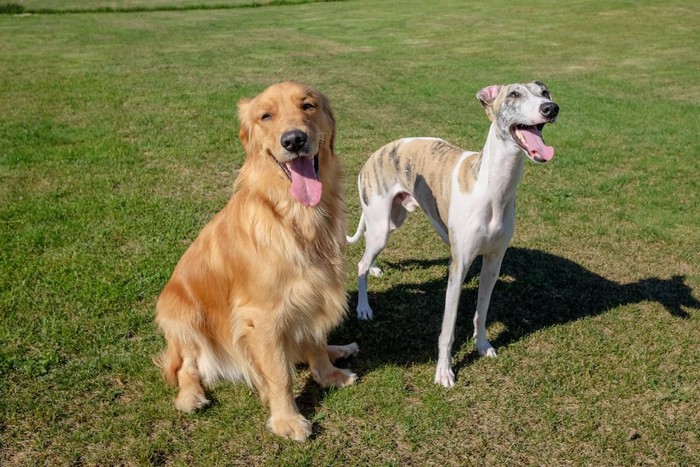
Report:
540,102,559,122
513,101,560,163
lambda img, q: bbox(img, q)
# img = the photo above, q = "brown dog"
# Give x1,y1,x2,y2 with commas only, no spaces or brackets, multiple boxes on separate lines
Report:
155,81,358,441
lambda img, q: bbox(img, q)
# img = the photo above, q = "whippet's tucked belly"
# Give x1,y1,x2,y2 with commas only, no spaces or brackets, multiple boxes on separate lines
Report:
359,137,480,235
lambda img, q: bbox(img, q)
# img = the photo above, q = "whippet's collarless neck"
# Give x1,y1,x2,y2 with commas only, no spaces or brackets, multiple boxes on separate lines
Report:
476,123,526,204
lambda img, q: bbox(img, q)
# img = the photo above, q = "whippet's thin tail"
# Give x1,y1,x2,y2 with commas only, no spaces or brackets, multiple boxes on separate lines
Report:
346,212,366,244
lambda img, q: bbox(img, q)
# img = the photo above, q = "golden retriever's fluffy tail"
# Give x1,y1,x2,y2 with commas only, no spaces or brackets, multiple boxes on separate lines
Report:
153,339,182,386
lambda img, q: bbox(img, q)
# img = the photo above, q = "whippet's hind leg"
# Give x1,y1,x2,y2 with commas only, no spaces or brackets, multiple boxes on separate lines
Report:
367,192,417,278
356,200,393,320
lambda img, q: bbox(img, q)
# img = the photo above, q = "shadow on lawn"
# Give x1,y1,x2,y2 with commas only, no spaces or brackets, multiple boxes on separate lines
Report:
295,247,698,422
326,247,698,381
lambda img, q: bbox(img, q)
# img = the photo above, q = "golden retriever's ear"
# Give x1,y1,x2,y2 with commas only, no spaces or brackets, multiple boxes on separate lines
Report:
318,93,336,152
237,98,251,150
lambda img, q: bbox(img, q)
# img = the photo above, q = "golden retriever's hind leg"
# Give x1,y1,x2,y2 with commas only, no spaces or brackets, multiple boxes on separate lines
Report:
327,342,360,363
307,343,358,389
153,338,182,386
173,348,209,413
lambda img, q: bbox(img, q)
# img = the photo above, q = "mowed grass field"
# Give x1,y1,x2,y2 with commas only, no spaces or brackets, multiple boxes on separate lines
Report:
1,0,698,464
5,0,291,13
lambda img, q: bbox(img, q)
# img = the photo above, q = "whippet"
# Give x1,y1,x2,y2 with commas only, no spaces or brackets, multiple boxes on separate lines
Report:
346,81,559,387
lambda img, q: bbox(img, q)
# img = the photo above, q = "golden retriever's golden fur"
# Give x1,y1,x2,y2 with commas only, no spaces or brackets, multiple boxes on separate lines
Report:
155,81,357,441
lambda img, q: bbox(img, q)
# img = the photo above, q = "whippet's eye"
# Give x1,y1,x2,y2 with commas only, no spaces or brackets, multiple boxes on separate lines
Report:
542,90,551,98
302,102,315,111
508,91,520,98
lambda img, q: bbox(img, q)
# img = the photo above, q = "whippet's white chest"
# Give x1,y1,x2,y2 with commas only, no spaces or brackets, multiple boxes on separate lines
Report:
448,172,517,255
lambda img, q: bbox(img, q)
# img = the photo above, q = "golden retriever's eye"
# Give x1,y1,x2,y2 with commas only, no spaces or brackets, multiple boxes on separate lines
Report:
261,113,272,121
302,102,315,111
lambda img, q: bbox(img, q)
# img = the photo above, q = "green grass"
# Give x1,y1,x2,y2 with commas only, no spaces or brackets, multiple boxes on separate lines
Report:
1,0,699,464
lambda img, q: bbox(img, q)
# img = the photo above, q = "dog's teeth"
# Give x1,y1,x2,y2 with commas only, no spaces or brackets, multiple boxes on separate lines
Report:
515,129,525,144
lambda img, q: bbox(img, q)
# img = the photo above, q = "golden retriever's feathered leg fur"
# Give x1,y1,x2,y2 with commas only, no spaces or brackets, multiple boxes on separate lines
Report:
153,338,181,387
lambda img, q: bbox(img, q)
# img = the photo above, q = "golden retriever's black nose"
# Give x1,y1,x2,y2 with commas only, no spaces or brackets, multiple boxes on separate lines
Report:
540,102,559,120
281,130,308,152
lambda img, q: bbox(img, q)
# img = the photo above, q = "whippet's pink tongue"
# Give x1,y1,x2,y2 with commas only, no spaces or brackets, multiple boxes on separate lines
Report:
289,157,322,207
520,126,554,162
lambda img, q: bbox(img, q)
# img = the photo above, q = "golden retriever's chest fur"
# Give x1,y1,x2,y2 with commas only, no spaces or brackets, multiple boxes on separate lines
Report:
186,183,347,329
230,186,347,324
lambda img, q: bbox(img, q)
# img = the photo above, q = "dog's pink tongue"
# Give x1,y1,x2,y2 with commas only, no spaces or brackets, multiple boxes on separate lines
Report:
520,126,554,162
289,157,322,207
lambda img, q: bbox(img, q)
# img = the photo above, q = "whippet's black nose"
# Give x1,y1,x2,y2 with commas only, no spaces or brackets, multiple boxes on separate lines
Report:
280,130,308,152
540,102,559,120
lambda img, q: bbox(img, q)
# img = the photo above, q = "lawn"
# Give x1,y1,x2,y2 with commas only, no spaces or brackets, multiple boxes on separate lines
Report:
4,0,301,13
1,0,698,464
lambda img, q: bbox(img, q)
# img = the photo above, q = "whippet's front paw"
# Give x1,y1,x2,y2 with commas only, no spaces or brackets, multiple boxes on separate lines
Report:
476,340,497,358
369,264,383,277
434,366,455,388
356,305,374,321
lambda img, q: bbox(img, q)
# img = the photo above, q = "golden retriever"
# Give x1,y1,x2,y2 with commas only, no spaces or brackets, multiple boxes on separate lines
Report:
155,81,358,442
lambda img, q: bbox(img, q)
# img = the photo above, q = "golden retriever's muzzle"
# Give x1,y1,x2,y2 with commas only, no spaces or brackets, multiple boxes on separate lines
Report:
281,129,308,153
278,129,322,207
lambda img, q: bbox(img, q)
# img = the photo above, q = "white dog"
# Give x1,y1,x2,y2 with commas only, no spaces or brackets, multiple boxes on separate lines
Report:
347,81,559,387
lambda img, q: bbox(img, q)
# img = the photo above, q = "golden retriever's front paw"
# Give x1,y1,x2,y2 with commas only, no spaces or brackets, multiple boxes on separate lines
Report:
174,389,210,413
267,414,312,442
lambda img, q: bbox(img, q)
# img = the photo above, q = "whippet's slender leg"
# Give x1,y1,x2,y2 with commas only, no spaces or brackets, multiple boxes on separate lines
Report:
367,196,411,278
356,201,392,320
434,256,471,388
473,252,504,357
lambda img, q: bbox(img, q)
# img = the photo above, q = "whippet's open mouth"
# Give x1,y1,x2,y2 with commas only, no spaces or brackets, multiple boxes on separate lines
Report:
510,123,554,163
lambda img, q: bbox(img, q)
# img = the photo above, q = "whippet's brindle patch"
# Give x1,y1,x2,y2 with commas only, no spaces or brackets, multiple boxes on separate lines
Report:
347,81,560,387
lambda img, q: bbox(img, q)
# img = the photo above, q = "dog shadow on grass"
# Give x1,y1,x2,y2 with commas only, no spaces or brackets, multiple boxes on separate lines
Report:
193,248,697,438
317,247,699,395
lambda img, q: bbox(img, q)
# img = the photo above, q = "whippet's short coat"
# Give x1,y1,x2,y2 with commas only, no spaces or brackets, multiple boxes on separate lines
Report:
348,81,560,387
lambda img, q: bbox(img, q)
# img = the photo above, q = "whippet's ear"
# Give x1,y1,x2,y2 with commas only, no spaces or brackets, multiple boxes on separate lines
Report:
476,85,501,122
237,98,252,151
